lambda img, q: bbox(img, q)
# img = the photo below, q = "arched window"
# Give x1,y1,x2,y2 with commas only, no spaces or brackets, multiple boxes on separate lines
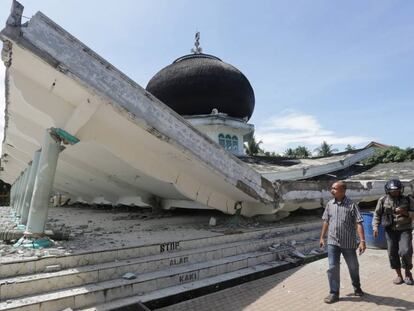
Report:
225,135,232,150
218,134,239,152
218,134,225,147
232,136,238,151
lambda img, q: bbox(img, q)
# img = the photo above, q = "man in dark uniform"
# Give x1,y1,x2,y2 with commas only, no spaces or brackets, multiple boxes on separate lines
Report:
373,179,414,285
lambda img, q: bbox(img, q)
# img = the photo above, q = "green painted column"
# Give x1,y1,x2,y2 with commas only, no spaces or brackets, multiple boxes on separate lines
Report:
20,150,41,225
25,130,61,236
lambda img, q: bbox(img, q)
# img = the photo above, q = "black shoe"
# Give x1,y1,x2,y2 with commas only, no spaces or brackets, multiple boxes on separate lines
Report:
354,288,364,296
324,294,339,304
404,276,414,285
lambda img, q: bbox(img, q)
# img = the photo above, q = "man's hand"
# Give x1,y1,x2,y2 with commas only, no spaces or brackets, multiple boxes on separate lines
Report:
373,228,378,238
395,207,408,216
358,241,366,255
319,238,325,248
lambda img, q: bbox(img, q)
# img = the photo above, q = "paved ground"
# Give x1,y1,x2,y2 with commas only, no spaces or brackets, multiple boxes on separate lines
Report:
157,247,414,311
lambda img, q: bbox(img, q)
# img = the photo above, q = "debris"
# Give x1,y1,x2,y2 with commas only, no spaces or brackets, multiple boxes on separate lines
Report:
209,217,217,227
44,264,62,273
310,249,322,255
290,250,307,259
122,272,137,280
283,256,298,263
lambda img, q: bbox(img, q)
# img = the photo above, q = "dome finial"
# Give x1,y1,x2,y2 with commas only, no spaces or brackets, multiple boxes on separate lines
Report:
191,31,202,54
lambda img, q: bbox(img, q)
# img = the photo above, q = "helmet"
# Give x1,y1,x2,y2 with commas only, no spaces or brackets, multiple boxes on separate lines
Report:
385,179,404,194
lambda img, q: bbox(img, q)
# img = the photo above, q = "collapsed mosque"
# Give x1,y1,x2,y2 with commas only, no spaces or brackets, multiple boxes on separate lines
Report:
1,1,413,238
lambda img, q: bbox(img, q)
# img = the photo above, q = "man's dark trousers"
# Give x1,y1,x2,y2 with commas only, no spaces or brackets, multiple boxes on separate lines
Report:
385,229,413,270
327,244,361,295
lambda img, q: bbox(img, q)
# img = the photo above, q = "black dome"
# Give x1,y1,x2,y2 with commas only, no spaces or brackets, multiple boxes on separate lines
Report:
146,54,255,120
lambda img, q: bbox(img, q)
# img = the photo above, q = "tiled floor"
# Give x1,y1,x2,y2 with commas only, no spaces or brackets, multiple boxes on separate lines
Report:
157,247,414,311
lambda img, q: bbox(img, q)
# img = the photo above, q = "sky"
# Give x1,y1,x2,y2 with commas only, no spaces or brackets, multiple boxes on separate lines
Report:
0,0,413,155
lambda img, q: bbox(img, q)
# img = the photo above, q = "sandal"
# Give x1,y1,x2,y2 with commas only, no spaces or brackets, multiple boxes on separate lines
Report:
393,276,404,285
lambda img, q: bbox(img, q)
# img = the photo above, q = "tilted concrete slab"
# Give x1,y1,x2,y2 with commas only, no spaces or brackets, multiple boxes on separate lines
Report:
278,179,414,212
0,3,277,216
0,2,407,218
254,147,377,181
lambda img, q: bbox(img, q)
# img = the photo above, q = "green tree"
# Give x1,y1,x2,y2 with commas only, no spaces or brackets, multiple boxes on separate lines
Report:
363,146,414,165
314,141,338,157
294,146,311,158
245,136,263,156
284,148,295,158
264,151,279,157
345,144,356,151
284,146,311,158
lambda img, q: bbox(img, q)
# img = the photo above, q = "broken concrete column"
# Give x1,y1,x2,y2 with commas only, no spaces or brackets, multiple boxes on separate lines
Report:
10,179,16,209
20,150,41,225
14,170,26,216
16,166,30,217
25,130,61,236
11,174,22,211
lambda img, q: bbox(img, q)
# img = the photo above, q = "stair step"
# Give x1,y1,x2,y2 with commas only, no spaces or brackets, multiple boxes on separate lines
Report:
0,241,319,311
80,251,327,311
0,221,321,279
0,227,320,300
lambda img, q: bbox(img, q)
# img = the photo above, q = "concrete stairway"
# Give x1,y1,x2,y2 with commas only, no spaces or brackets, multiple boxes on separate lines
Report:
0,221,324,311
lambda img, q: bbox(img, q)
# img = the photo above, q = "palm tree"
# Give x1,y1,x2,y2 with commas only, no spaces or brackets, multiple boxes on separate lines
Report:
345,144,356,151
314,141,338,157
284,148,295,158
245,136,263,156
294,146,311,158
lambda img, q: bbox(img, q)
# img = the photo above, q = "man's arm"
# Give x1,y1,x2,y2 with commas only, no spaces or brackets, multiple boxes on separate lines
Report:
357,222,366,254
372,197,383,237
320,221,329,248
354,203,366,254
320,204,329,248
408,195,414,220
396,196,412,217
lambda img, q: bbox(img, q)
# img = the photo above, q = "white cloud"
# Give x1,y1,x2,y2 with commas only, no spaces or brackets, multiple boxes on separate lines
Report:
255,111,372,154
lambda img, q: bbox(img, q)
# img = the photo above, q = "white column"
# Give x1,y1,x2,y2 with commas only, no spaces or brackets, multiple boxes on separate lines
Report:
16,167,30,217
10,182,15,209
11,175,21,211
25,130,61,236
20,150,41,225
13,174,24,214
